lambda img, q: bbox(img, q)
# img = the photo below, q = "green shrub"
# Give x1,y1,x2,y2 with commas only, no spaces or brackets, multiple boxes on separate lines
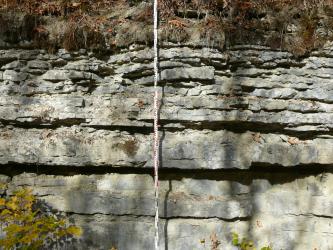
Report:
0,187,81,250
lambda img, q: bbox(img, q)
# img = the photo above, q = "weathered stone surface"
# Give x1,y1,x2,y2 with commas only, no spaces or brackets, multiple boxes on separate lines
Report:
6,172,333,250
0,49,40,63
9,173,333,219
133,66,215,84
1,94,333,135
66,214,333,250
27,60,51,70
3,70,28,82
0,46,332,134
2,45,333,249
71,215,249,250
1,60,25,70
1,127,332,169
41,69,100,82
8,173,251,219
0,175,9,194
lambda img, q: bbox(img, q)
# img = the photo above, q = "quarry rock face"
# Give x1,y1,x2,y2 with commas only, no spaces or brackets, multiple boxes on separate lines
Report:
1,44,333,249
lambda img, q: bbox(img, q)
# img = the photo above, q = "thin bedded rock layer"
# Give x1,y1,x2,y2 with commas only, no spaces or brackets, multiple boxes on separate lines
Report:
0,46,333,169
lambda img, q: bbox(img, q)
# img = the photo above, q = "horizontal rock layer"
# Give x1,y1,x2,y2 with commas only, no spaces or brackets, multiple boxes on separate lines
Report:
1,46,333,169
0,127,332,169
2,172,333,250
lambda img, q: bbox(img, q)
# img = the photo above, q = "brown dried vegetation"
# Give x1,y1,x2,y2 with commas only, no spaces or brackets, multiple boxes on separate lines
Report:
0,0,333,55
158,0,333,55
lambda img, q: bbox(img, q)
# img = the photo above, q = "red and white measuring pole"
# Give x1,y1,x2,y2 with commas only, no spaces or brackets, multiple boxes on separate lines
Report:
153,0,160,249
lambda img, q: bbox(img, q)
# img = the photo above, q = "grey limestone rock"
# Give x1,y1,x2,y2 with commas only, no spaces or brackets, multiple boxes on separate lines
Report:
6,173,333,250
27,60,51,70
2,45,333,249
3,70,28,82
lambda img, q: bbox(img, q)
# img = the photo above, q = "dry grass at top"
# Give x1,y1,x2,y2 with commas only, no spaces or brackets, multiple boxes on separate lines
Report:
0,0,333,55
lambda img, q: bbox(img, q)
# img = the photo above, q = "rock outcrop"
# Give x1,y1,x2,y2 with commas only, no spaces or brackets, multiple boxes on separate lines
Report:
1,44,333,249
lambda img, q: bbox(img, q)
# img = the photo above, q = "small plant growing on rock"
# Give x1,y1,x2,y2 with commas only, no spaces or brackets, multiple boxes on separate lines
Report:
232,233,272,250
0,187,81,250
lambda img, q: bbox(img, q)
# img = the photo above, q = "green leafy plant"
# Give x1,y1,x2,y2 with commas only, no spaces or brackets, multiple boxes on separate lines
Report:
232,233,272,250
0,187,81,250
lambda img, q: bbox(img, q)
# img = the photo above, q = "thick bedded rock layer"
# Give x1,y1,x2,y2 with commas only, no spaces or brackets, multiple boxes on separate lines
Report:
1,45,333,249
2,172,333,250
0,127,332,169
